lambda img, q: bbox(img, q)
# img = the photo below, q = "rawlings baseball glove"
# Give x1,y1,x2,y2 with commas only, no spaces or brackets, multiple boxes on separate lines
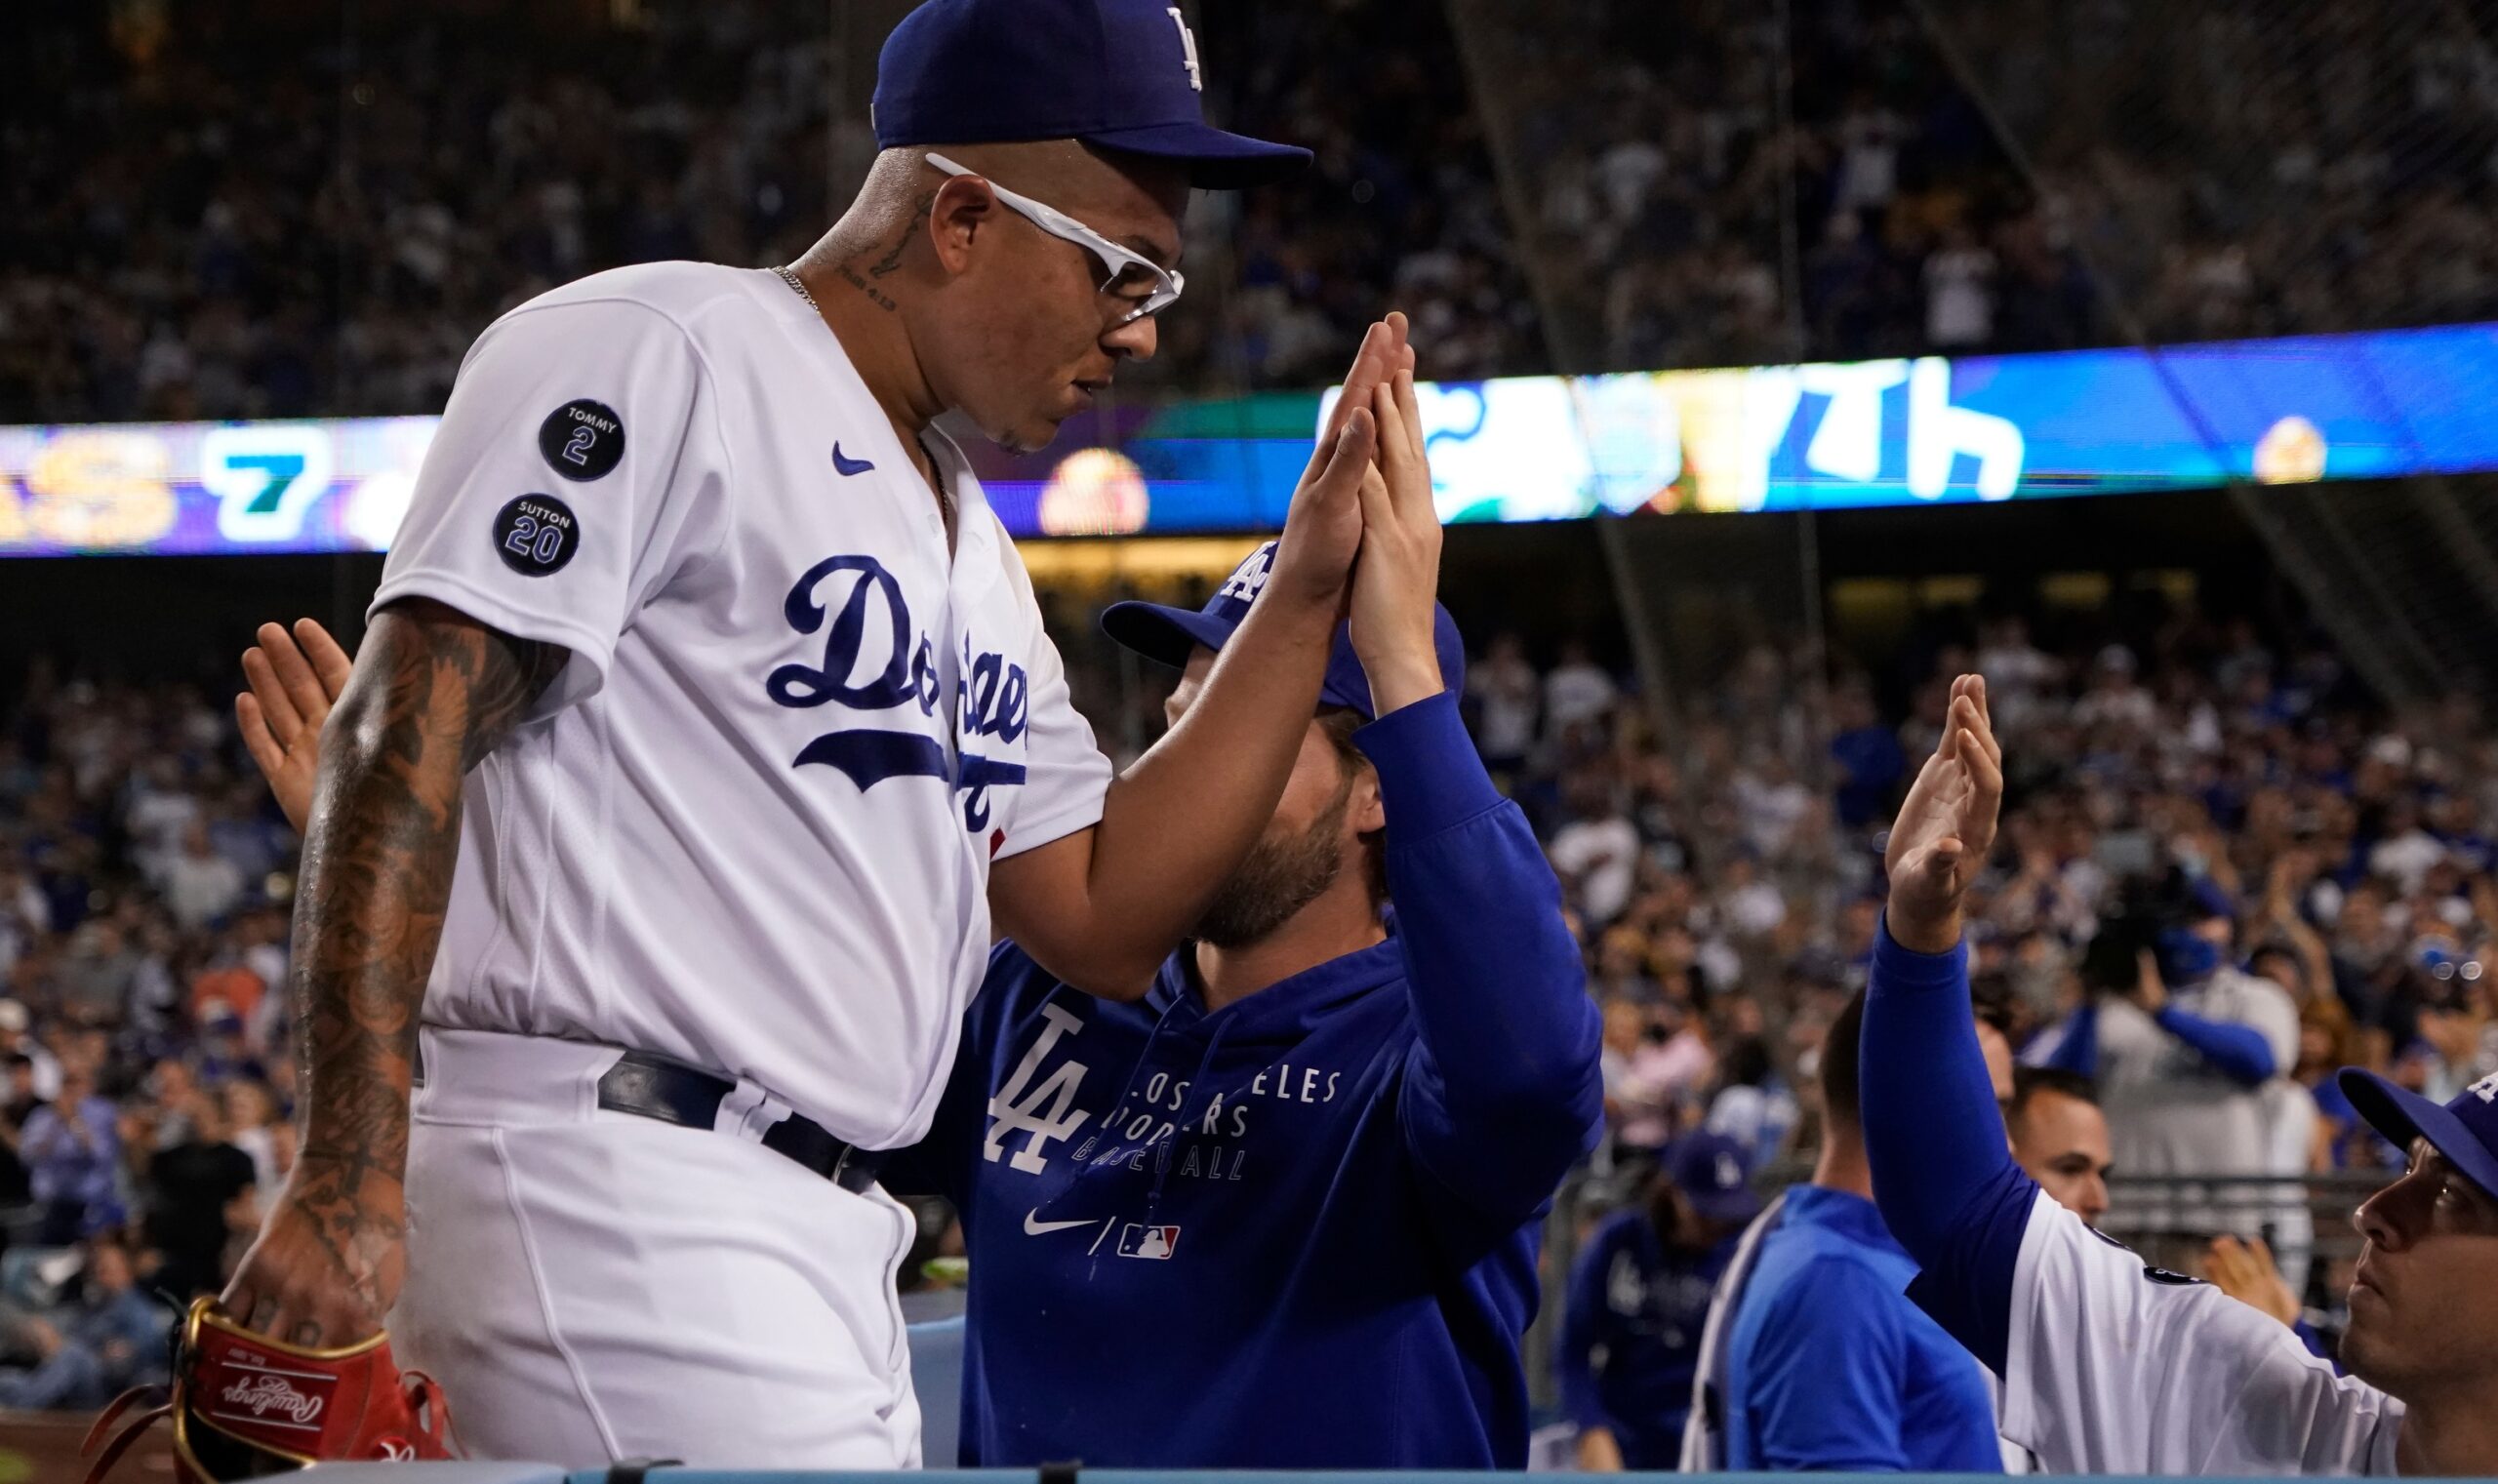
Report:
83,1297,458,1482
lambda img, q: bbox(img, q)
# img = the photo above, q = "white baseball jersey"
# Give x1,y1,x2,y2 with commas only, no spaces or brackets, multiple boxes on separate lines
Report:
1999,1189,2403,1474
372,261,1112,1149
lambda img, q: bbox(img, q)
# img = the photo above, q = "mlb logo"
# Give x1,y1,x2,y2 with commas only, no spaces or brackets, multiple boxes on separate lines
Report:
1115,1223,1182,1260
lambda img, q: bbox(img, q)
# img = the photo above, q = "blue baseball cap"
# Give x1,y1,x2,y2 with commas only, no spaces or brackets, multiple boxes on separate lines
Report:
2339,1067,2498,1200
1666,1132,1763,1224
872,0,1311,189
1101,541,1466,721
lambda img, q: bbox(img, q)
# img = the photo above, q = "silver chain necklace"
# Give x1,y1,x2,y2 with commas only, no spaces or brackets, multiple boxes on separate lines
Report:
773,262,822,315
773,262,951,536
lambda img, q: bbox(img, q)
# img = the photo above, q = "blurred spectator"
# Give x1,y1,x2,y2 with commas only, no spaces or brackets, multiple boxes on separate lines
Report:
2040,882,2300,1243
224,1079,287,1194
1701,1035,1797,1173
1545,641,1621,738
1559,1134,1763,1472
21,1067,119,1245
1550,781,1640,928
160,822,245,931
0,1238,173,1409
1468,633,1541,775
142,1086,259,1303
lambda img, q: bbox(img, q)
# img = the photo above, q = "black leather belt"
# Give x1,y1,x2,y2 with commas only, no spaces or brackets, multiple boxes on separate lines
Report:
596,1051,887,1194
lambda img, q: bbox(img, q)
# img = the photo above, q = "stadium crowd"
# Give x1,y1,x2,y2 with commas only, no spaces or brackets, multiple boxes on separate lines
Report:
1539,602,2490,1194
0,0,1537,428
13,0,2498,427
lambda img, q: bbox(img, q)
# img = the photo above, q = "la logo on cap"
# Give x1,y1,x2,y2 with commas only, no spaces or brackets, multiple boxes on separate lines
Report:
1218,543,1275,604
2470,1069,2498,1104
1164,5,1202,91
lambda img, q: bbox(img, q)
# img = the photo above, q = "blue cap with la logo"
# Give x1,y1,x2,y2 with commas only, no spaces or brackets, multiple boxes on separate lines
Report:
1102,541,1468,722
871,0,1311,189
2340,1065,2498,1199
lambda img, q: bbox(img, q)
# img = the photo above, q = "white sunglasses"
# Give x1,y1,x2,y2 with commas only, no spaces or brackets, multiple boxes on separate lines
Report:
924,152,1184,325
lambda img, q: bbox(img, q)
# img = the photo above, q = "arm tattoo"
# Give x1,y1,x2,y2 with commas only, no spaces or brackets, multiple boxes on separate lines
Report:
284,600,562,1303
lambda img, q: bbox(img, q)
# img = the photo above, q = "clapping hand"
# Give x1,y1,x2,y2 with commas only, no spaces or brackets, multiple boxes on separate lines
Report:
1345,310,1442,715
237,619,353,833
1884,674,2004,953
1266,319,1398,611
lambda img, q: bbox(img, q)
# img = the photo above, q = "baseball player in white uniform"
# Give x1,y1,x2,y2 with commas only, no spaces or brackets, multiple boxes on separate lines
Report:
218,0,1427,1466
1858,675,2498,1475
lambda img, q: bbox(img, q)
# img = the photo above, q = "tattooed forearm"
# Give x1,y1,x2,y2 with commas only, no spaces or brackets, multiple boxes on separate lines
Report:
288,600,563,1200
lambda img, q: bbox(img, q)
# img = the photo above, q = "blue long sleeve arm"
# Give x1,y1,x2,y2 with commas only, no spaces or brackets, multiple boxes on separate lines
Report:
1354,692,1605,1225
2153,1004,2276,1085
1860,922,2039,1376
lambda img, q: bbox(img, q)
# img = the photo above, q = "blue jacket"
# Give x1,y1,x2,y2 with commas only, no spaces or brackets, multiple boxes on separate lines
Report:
889,692,1602,1467
1722,1183,2002,1473
1557,1210,1735,1469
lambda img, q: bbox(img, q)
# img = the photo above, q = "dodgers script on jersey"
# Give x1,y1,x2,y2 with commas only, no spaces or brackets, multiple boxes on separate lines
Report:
372,261,1112,1148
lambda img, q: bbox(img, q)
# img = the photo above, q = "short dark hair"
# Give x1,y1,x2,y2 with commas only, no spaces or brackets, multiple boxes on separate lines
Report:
2010,1065,2098,1125
1821,989,1867,1134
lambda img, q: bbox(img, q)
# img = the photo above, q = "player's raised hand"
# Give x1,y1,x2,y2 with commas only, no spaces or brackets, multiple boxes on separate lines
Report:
1348,311,1443,714
1268,319,1391,609
1884,673,2003,952
238,618,354,833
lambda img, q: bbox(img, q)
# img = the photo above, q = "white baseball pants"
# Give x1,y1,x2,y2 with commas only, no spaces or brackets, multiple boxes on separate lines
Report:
393,1026,922,1468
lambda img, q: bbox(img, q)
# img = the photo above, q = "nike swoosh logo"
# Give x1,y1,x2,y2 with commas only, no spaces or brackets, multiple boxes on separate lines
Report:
1024,1209,1097,1236
831,443,874,476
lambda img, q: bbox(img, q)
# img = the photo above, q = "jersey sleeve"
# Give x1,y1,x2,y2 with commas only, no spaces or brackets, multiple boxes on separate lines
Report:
371,297,727,714
2000,1197,2402,1475
987,533,1110,860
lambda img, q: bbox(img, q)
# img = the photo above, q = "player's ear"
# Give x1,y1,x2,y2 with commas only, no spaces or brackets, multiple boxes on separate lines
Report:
927,176,995,280
1350,761,1385,836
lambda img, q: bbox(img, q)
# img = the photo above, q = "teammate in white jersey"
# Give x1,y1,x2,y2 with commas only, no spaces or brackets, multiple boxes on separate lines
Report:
217,0,1428,1466
1858,675,2498,1475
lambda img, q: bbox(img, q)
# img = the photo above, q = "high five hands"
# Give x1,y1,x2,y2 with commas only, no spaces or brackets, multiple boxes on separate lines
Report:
1884,673,2005,953
1207,310,1442,711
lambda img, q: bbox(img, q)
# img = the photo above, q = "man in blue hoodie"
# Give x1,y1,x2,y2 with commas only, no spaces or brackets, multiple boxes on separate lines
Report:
884,552,1602,1466
233,365,1600,1469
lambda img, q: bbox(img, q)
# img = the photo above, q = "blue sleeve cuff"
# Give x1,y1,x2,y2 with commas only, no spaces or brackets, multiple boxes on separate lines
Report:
1872,920,1970,992
1352,689,1503,843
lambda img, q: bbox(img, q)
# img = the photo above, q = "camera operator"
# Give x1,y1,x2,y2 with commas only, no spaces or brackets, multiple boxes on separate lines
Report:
2040,872,2298,1253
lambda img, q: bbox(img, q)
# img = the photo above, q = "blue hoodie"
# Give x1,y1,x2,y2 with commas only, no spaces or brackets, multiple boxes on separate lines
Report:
886,692,1602,1467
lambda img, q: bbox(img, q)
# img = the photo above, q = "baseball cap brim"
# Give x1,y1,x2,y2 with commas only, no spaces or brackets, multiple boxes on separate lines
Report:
2339,1067,2498,1199
1083,121,1311,188
1101,599,1234,667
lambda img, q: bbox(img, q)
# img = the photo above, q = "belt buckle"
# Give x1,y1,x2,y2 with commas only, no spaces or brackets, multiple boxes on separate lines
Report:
827,1139,858,1187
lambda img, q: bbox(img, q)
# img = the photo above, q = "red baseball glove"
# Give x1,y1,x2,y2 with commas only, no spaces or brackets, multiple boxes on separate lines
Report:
84,1297,459,1482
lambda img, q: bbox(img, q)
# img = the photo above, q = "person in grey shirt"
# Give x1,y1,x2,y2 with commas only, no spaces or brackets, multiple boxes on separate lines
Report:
2038,875,2298,1254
